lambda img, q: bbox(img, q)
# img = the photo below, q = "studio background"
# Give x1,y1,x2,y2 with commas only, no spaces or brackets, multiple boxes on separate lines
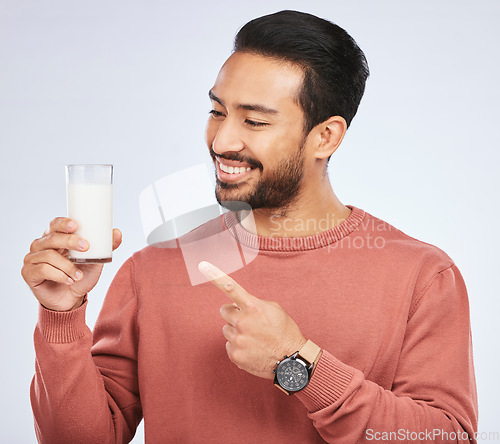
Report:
1,1,498,442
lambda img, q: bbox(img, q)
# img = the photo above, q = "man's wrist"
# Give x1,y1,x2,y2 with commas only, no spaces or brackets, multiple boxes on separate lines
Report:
40,295,87,312
273,340,322,395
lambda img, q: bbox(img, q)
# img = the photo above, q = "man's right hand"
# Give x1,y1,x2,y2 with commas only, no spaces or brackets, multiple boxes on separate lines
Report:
21,217,122,312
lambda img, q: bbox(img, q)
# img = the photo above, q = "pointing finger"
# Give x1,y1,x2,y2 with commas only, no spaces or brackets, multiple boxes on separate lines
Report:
198,261,256,309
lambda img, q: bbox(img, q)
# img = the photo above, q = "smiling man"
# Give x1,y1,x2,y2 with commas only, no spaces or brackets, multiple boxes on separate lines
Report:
24,10,477,443
206,43,352,229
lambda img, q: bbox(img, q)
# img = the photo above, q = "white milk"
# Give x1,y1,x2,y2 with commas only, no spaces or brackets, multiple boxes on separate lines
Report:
67,183,113,262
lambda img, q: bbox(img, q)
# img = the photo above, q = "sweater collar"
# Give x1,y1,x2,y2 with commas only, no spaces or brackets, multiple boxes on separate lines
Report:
222,205,365,252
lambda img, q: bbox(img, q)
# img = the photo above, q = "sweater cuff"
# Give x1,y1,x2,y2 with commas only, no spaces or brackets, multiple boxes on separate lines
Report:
295,350,356,412
37,299,89,343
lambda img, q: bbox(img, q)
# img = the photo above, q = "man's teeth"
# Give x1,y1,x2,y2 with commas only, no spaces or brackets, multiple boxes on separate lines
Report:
219,162,252,174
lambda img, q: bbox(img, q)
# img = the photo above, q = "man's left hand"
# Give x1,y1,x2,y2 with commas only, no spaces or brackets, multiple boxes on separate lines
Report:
198,261,307,379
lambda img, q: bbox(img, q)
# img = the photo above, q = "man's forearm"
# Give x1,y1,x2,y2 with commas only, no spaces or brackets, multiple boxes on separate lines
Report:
31,301,140,444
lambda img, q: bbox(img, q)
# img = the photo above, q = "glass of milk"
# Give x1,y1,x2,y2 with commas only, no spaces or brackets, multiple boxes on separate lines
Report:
66,164,113,263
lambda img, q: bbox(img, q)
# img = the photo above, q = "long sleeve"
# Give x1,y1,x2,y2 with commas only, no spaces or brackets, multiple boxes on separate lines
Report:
30,258,142,444
296,264,478,443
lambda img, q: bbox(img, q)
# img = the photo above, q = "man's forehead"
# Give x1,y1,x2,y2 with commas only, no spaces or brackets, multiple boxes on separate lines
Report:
211,52,304,109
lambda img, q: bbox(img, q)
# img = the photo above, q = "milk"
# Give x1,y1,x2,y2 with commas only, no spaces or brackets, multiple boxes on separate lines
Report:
67,183,113,262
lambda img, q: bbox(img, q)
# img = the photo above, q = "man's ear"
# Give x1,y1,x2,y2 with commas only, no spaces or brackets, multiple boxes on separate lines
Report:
310,116,347,160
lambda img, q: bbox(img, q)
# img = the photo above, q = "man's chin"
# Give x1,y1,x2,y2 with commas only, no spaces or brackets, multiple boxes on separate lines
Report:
221,201,252,211
216,197,254,212
215,186,249,211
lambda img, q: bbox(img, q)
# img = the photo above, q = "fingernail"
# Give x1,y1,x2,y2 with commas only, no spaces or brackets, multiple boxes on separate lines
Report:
68,221,76,230
67,277,74,285
198,261,211,272
79,239,88,250
75,270,83,280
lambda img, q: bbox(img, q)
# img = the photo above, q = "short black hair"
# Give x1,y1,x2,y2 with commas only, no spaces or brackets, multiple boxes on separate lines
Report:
234,10,369,133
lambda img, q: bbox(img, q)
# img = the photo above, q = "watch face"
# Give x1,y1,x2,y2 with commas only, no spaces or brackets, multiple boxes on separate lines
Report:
276,359,309,392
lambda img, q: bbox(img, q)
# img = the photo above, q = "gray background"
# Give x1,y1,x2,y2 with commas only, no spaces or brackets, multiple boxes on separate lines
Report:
1,0,499,442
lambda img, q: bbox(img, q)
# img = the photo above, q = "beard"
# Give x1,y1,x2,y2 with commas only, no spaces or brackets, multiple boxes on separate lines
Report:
211,143,305,215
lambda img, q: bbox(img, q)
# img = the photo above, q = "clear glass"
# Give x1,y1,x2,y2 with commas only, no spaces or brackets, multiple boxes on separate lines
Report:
66,164,113,263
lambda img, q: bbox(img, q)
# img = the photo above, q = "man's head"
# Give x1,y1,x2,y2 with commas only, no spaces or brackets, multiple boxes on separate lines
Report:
234,10,370,134
206,10,369,213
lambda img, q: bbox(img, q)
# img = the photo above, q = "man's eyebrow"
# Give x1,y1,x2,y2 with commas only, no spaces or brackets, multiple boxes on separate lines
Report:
236,103,279,115
209,90,279,115
209,90,224,106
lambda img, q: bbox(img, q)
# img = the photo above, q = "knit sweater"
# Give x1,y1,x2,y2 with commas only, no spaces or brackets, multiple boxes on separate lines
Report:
31,205,478,443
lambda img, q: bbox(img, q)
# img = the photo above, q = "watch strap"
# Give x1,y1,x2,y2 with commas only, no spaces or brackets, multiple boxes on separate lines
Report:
297,339,321,367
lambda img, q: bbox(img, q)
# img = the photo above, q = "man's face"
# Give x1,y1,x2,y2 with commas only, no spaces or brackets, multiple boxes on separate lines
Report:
205,52,309,213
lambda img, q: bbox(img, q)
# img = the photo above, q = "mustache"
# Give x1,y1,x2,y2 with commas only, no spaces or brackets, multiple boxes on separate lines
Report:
209,147,263,171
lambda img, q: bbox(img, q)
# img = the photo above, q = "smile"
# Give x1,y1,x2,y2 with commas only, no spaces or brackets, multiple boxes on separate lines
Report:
219,162,251,174
216,157,255,182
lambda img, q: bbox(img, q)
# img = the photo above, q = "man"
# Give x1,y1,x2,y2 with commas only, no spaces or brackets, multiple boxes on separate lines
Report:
22,10,477,443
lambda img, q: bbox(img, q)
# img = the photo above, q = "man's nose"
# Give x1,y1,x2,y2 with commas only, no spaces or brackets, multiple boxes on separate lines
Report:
212,118,244,155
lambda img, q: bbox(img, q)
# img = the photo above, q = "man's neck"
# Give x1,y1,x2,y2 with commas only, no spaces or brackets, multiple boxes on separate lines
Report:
239,185,351,238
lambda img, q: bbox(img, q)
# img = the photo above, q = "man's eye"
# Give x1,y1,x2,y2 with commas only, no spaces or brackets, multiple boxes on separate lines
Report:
209,110,225,118
245,119,268,127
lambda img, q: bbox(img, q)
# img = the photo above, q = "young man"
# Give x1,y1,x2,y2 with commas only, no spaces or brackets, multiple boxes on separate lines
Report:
23,11,477,443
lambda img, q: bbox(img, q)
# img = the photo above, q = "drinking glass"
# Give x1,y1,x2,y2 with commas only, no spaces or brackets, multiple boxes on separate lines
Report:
66,164,113,263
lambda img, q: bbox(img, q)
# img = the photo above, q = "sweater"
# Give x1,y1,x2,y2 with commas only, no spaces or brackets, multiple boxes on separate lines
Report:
31,205,478,443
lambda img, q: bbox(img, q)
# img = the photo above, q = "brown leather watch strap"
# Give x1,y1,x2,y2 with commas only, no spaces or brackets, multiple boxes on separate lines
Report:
298,339,321,366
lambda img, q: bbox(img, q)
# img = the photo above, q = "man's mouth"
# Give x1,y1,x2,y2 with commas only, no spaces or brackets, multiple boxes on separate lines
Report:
216,157,256,183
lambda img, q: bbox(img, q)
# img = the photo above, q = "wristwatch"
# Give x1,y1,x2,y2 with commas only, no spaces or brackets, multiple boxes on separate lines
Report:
273,340,321,395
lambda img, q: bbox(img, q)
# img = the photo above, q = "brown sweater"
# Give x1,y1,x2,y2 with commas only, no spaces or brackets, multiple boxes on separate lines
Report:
31,205,478,443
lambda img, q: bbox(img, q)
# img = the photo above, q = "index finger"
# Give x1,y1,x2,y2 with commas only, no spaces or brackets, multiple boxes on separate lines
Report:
45,217,78,235
198,261,256,309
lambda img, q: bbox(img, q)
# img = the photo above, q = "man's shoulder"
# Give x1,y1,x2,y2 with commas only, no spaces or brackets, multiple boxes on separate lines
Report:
358,207,454,271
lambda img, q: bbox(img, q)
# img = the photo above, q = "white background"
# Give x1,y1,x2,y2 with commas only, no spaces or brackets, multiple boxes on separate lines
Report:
1,1,499,442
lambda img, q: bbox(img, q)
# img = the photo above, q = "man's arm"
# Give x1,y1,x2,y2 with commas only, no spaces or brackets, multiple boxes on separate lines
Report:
295,264,477,442
199,261,478,443
29,252,142,443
